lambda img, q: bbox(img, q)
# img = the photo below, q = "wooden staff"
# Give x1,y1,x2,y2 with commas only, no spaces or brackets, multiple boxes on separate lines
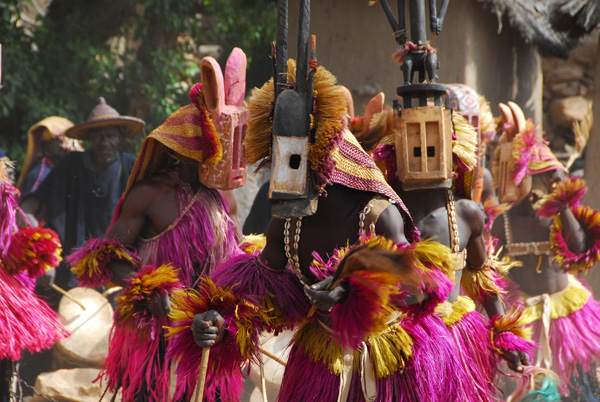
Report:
259,346,287,367
193,347,211,402
258,351,269,402
52,284,86,311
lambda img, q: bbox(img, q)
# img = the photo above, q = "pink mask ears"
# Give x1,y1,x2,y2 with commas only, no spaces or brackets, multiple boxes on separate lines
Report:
507,101,526,135
200,48,248,113
200,57,225,114
198,48,249,191
362,92,385,131
340,86,354,121
224,47,247,108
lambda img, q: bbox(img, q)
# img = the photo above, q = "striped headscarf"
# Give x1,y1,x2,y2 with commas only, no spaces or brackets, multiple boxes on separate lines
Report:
125,84,222,195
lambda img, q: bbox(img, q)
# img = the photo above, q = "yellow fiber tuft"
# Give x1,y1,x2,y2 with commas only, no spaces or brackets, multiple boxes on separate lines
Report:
246,59,348,176
451,112,478,172
240,234,267,254
368,322,414,378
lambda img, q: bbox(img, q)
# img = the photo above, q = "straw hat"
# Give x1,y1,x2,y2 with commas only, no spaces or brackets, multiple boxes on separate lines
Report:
16,116,85,189
65,97,145,140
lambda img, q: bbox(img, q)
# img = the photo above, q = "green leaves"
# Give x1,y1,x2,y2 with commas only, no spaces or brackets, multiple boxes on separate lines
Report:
0,0,276,166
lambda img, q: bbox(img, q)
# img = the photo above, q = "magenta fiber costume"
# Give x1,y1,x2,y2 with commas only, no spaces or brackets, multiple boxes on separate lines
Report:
166,62,481,402
68,72,243,401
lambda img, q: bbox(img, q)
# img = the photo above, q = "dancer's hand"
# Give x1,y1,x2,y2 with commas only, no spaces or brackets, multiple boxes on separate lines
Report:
304,277,350,313
147,293,171,316
501,348,530,373
36,268,56,291
192,310,226,348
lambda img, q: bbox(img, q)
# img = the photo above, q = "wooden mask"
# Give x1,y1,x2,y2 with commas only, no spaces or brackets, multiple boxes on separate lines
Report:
394,105,453,190
198,48,248,190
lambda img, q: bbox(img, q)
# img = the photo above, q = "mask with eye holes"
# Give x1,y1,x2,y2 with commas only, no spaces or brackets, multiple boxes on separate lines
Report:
394,105,454,190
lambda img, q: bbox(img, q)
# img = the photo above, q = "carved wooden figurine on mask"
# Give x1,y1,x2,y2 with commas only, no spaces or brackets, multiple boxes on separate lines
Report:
377,0,449,84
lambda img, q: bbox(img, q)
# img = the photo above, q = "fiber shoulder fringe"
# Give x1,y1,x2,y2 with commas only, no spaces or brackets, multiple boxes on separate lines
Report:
239,234,267,254
100,264,180,402
166,279,272,402
461,246,520,303
68,238,140,287
1,226,62,278
210,252,310,330
490,310,537,359
549,204,600,274
534,177,586,217
115,264,180,332
312,234,455,347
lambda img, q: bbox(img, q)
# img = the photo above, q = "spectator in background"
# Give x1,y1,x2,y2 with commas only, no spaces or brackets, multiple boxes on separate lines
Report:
16,116,83,195
20,97,144,291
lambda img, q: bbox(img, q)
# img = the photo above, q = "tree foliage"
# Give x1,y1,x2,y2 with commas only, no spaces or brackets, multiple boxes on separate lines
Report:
0,0,276,163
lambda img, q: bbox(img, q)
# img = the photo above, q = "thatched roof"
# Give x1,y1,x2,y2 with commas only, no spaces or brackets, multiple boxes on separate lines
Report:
478,0,600,58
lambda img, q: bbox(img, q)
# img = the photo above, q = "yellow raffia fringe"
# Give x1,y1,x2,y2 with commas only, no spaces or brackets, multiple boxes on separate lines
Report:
533,176,587,213
368,322,413,378
293,320,346,374
461,249,521,302
451,112,478,172
550,205,600,274
491,138,503,190
483,198,511,221
246,59,347,174
521,275,590,323
461,268,504,301
334,235,400,261
478,95,496,136
332,235,454,282
294,319,413,378
70,242,137,282
410,238,455,280
435,296,476,327
492,309,534,341
167,280,270,359
566,100,592,169
240,234,267,254
246,79,275,164
0,158,14,182
260,291,290,331
116,264,180,324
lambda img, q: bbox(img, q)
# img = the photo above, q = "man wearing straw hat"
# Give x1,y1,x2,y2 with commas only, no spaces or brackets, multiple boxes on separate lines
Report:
20,97,144,292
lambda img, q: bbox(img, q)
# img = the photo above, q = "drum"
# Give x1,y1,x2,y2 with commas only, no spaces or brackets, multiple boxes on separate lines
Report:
243,330,294,402
53,287,114,369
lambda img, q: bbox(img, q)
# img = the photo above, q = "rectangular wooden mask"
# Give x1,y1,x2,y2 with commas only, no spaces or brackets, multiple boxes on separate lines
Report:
394,106,453,190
